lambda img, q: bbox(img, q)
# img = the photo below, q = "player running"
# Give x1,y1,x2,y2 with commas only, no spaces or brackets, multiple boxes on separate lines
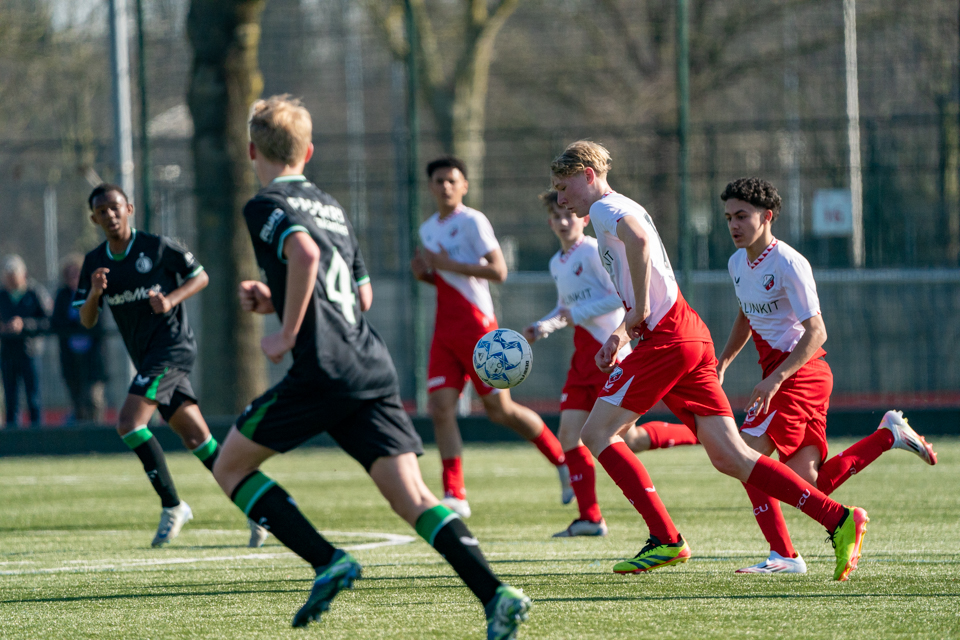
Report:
411,156,569,519
551,140,868,581
717,177,937,574
212,95,530,637
523,190,697,538
76,184,267,548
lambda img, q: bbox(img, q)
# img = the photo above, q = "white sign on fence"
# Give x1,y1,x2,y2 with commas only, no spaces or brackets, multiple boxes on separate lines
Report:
812,188,853,237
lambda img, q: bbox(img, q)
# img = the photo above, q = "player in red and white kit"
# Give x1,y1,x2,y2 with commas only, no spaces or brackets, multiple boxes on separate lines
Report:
551,141,868,581
411,156,570,519
716,177,937,574
524,190,698,538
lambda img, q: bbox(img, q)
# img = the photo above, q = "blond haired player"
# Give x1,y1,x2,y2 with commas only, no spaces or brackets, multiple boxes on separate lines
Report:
550,140,868,580
524,190,697,538
718,177,937,574
213,96,530,637
411,156,570,519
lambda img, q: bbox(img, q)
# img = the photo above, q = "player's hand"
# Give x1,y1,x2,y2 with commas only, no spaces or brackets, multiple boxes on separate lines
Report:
523,323,540,343
623,306,649,339
239,280,274,314
261,330,295,364
595,334,622,374
747,376,782,415
559,307,575,324
410,248,433,279
716,364,726,386
5,316,23,334
91,268,109,295
421,246,453,271
147,290,172,314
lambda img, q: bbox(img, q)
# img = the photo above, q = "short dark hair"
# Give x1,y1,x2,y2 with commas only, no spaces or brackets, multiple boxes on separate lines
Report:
88,183,129,211
720,177,781,221
426,155,468,179
538,190,559,209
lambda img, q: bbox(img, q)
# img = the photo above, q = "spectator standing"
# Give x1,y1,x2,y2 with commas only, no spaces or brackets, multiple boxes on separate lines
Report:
52,254,107,423
0,255,51,428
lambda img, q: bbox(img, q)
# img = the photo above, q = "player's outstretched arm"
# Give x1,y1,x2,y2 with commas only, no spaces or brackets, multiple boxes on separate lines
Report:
261,231,319,363
148,269,209,314
79,267,108,329
717,308,752,385
616,216,652,338
747,314,827,414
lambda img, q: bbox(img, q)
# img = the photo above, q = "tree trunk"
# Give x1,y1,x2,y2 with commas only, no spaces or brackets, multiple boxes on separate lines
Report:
187,0,267,415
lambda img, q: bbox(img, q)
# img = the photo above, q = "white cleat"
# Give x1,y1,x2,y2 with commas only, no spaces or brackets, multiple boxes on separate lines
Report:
552,518,608,538
247,518,269,548
736,550,807,574
879,410,937,465
441,496,472,519
152,501,193,547
558,464,574,505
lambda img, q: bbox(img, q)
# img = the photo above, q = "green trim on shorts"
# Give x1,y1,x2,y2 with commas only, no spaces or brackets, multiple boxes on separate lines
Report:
239,393,279,440
145,368,169,401
233,471,277,516
122,425,154,450
415,504,459,547
191,436,218,462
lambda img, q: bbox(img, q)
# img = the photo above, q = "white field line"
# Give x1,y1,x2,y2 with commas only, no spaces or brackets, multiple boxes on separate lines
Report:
0,530,415,576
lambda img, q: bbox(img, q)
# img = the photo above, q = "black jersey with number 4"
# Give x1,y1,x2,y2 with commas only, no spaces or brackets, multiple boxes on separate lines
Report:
73,230,203,371
243,175,398,398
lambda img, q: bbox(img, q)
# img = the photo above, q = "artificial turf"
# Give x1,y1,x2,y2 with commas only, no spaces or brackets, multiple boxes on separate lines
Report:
1,438,958,638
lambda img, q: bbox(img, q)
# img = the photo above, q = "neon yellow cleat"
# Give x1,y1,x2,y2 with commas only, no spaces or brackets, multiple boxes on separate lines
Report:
613,535,691,574
830,507,869,581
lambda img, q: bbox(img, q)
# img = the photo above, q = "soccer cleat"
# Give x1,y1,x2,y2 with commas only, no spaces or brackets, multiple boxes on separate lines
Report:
441,496,472,519
247,518,269,548
829,506,869,581
735,550,807,574
151,501,193,547
552,518,608,538
613,534,691,573
558,464,574,505
292,549,362,628
879,410,937,465
485,584,532,640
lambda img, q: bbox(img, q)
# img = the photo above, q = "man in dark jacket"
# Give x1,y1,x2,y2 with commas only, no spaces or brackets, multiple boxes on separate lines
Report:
0,255,51,427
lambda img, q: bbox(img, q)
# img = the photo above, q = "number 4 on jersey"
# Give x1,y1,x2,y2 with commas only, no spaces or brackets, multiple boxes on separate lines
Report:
326,248,357,325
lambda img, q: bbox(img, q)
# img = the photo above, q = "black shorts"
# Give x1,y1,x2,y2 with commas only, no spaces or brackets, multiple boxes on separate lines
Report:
235,380,423,471
128,366,197,422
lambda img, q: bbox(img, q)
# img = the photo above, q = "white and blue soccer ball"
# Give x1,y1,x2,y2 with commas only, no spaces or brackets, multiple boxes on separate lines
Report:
473,328,533,389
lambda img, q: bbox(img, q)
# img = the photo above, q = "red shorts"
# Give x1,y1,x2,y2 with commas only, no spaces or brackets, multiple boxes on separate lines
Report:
560,327,609,412
597,341,732,430
427,322,498,396
741,357,832,462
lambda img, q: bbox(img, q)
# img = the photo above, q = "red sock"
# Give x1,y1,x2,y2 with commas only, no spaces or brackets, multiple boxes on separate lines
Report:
597,441,679,543
531,425,565,466
644,422,699,449
441,457,466,500
743,483,796,558
747,455,846,531
817,429,894,494
564,446,602,522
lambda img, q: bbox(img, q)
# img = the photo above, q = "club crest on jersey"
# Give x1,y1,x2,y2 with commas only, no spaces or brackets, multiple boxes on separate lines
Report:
135,253,153,273
763,274,775,290
604,366,623,389
574,262,584,276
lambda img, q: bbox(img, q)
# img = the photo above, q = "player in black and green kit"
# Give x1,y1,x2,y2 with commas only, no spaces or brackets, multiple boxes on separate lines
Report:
76,184,267,548
210,95,531,638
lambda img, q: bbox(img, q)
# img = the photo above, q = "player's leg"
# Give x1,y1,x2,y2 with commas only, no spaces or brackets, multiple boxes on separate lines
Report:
553,408,605,537
428,386,471,516
625,420,699,453
116,393,191,546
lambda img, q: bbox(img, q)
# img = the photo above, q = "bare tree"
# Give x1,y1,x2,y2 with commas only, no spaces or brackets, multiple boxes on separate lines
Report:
187,0,267,414
367,0,523,207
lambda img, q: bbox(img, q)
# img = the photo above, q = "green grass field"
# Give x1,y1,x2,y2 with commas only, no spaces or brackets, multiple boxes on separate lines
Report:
2,438,958,639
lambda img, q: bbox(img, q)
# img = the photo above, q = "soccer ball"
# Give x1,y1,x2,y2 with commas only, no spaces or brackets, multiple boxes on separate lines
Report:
473,328,533,389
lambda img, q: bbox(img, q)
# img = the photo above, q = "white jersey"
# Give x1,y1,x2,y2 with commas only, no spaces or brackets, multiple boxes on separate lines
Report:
535,236,626,346
728,239,822,369
588,193,678,329
419,205,500,320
